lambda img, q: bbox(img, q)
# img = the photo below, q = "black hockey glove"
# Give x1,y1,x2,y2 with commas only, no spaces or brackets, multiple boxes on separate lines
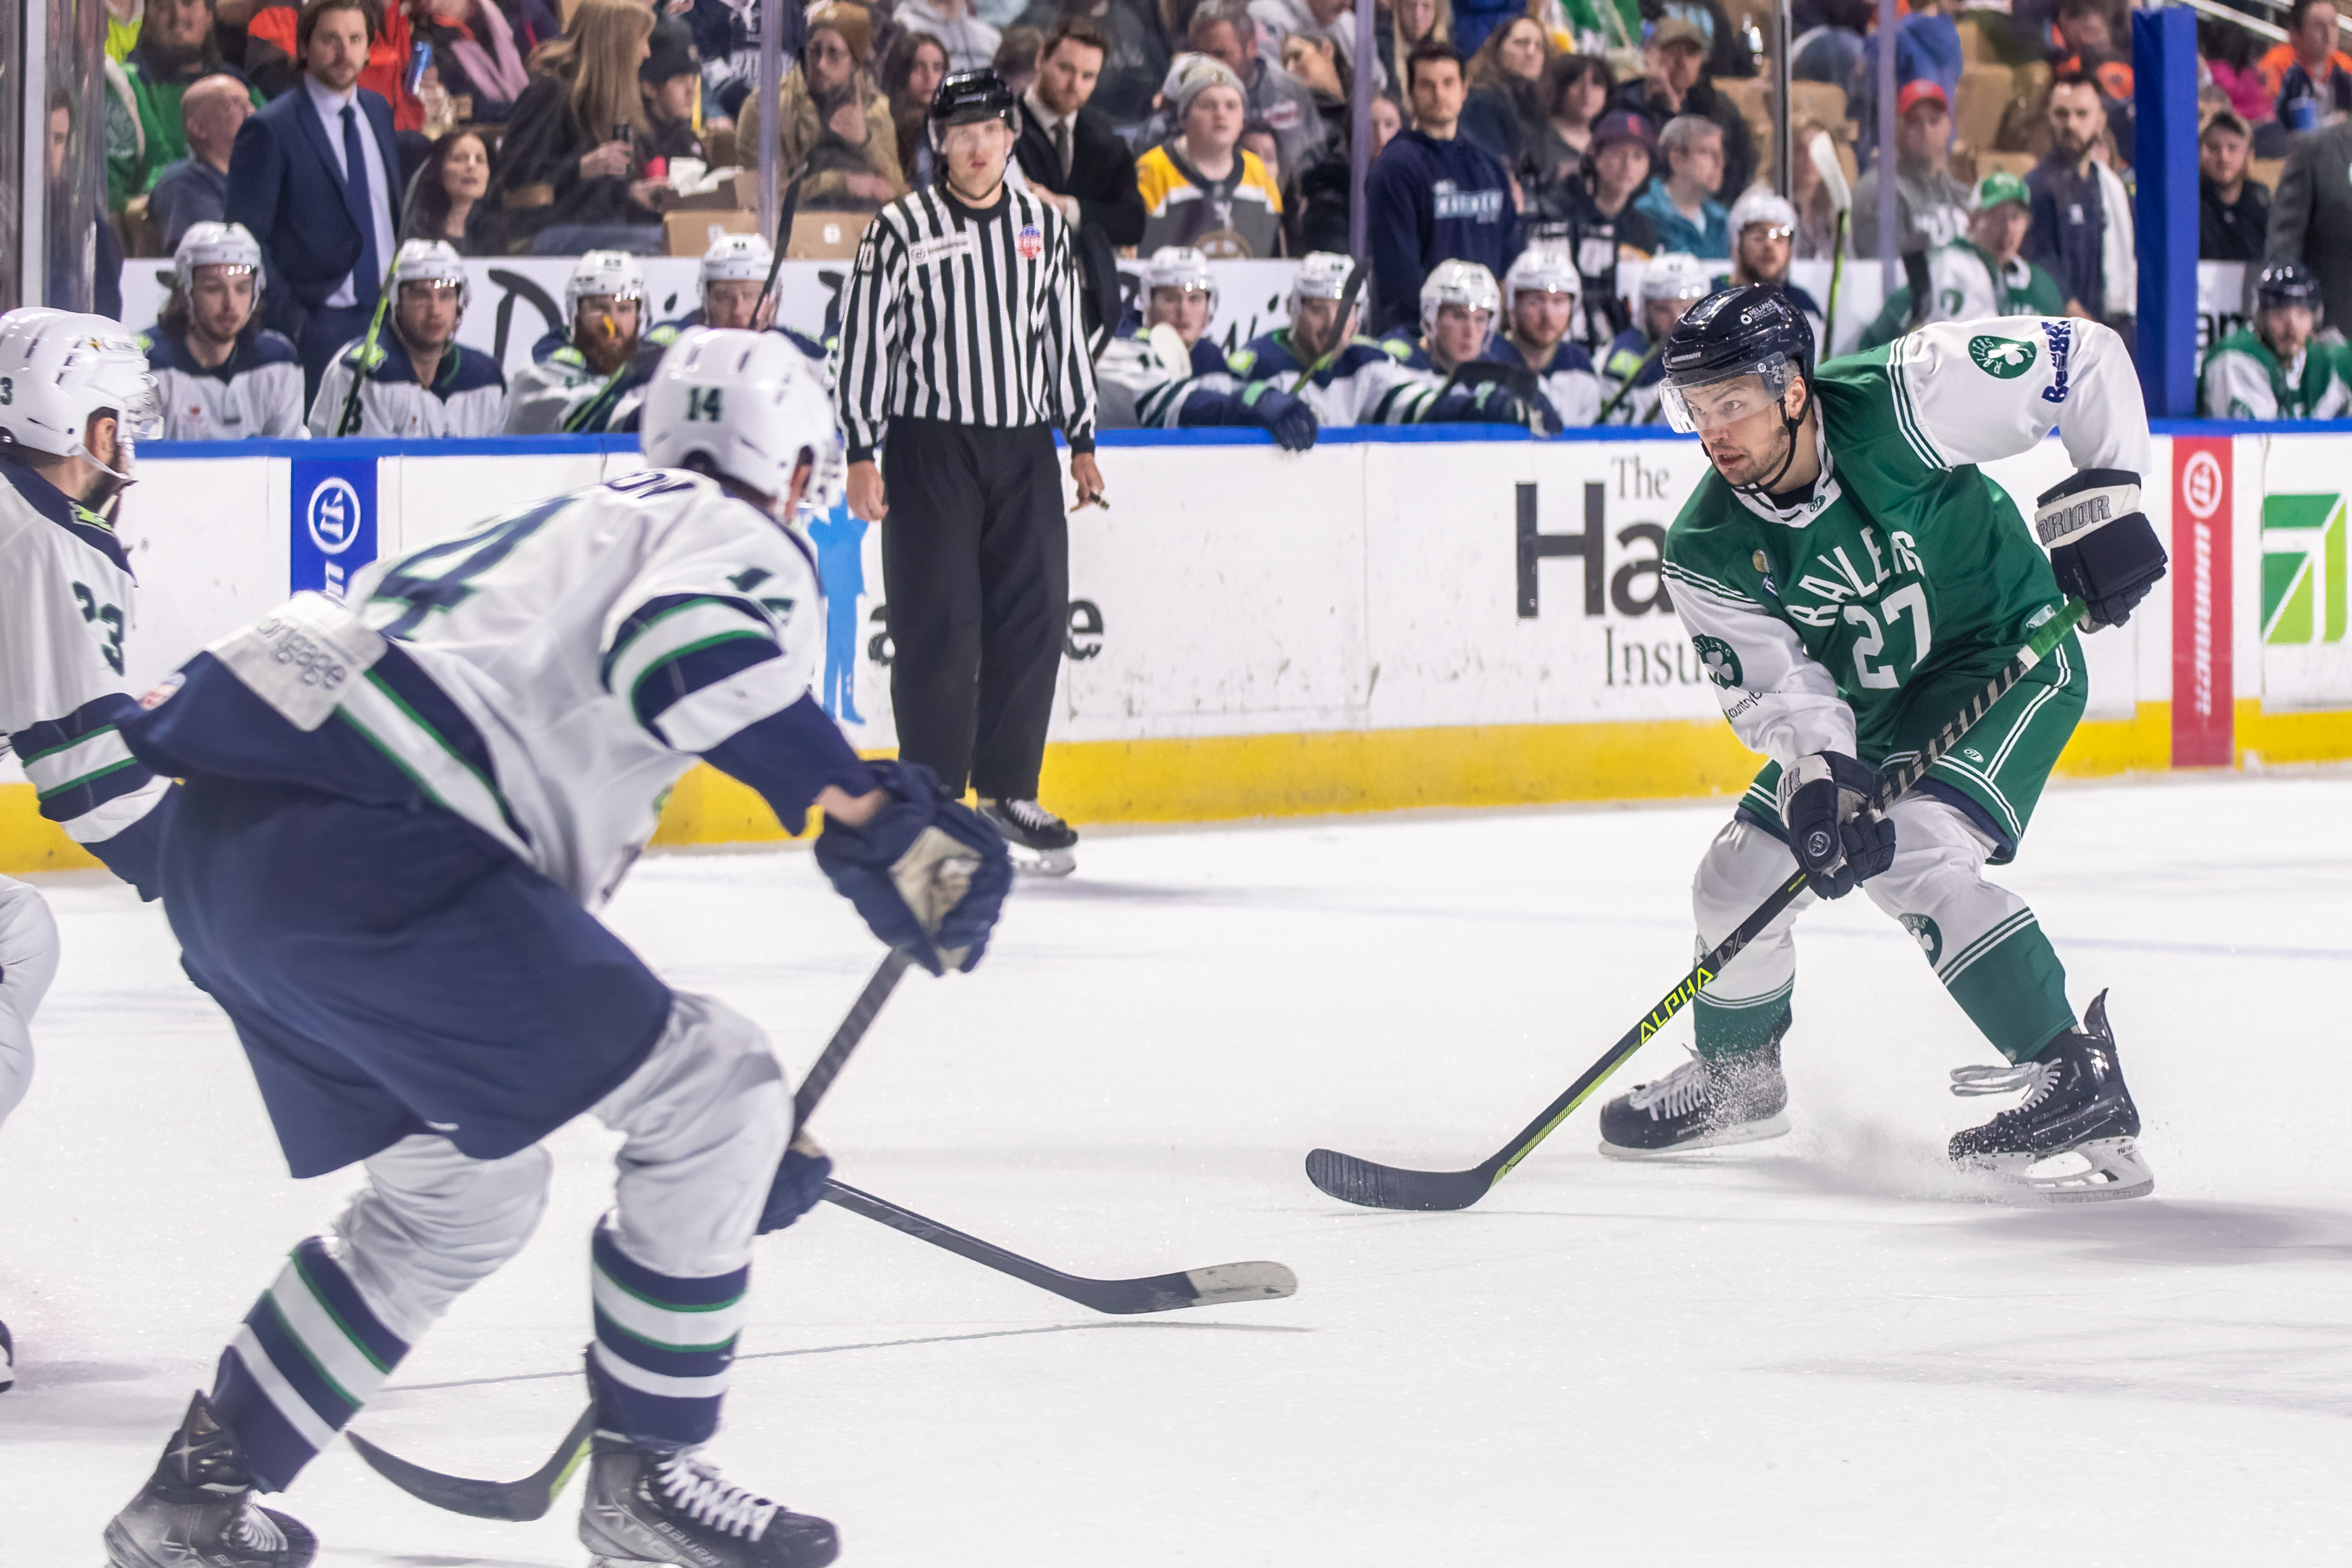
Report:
757,1130,834,1234
1776,751,1896,899
2035,468,2166,631
814,760,1012,976
1243,383,1319,451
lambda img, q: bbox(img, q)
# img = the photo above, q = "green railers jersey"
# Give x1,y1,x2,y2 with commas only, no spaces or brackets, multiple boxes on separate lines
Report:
1856,242,2070,352
2198,328,2352,420
1663,318,2150,769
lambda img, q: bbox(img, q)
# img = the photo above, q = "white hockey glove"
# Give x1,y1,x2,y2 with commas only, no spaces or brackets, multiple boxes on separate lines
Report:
2035,468,2166,631
1776,752,1895,899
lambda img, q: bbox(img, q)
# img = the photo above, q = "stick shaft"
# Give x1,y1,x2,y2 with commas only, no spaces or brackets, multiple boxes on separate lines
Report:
1593,336,1669,424
793,949,911,1129
332,255,404,437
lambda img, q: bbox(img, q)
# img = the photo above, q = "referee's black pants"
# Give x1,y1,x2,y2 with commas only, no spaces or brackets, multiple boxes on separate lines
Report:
881,418,1068,801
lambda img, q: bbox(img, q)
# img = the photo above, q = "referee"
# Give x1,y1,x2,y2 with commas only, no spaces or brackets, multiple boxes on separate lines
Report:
836,68,1104,875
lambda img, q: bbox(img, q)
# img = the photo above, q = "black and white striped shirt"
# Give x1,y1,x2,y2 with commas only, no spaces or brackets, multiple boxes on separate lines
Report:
833,185,1098,461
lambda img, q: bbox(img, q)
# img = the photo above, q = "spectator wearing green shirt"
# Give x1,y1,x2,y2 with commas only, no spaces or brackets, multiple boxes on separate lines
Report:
1858,171,2072,349
105,0,263,211
2201,263,2352,420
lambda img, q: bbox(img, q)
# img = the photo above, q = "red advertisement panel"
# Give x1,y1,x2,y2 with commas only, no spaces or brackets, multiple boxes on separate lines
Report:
2171,436,2234,767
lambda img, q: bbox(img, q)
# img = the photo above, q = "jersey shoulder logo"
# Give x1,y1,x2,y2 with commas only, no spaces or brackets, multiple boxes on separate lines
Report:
1967,335,2037,378
1692,634,1743,688
1899,913,1942,965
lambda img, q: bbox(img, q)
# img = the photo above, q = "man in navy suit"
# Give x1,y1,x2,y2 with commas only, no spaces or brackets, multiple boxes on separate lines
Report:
225,0,400,404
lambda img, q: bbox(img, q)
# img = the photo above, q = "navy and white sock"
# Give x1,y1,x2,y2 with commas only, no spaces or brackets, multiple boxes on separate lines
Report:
211,1237,410,1490
587,1218,747,1446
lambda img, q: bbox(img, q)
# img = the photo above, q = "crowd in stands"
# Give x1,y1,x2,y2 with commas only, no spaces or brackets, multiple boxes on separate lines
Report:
81,0,2352,442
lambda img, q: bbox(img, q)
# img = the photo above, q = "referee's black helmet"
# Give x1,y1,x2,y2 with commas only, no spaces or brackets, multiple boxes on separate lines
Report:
930,69,1020,131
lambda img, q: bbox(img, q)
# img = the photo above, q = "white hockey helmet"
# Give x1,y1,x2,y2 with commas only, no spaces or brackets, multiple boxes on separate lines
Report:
1143,244,1217,315
1286,250,1359,322
641,328,840,512
1502,246,1580,316
566,248,646,325
1640,252,1715,305
391,239,470,311
1726,186,1798,240
0,309,161,482
172,221,265,298
699,232,775,308
1419,259,1500,340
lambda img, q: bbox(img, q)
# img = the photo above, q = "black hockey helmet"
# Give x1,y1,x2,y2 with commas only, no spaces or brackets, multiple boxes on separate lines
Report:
930,69,1020,138
2257,262,2322,314
1658,284,1815,428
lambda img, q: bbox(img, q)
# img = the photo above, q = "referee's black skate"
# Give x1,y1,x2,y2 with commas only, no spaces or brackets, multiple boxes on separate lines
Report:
980,797,1077,877
1598,1019,1791,1156
1948,989,2152,1201
102,1391,317,1568
579,1434,840,1568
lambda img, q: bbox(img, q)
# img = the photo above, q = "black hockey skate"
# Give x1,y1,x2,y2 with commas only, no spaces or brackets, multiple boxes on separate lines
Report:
980,797,1077,877
1598,1024,1790,1157
1948,990,2153,1201
578,1434,840,1568
0,1316,12,1393
102,1391,317,1568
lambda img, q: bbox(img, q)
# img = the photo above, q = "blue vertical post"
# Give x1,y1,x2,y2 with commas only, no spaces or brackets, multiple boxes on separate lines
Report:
2134,6,2199,417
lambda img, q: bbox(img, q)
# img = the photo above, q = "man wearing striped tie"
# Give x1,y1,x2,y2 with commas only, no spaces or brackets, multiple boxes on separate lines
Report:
835,69,1103,877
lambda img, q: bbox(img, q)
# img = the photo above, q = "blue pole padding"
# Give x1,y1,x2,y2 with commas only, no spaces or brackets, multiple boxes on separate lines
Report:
2134,6,2200,417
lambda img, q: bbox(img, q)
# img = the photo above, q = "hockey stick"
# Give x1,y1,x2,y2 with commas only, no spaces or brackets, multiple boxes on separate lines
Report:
1592,336,1667,425
1305,598,2091,1212
1289,259,1369,394
332,252,406,437
346,1193,1296,1521
344,948,910,1521
819,1179,1298,1314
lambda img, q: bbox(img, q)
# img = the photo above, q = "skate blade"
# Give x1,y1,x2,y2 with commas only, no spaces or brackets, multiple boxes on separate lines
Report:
1010,847,1076,877
1962,1137,2155,1203
1597,1113,1791,1160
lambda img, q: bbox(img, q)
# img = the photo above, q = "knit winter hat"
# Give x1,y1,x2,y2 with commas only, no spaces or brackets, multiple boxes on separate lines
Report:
1174,57,1247,120
807,0,873,68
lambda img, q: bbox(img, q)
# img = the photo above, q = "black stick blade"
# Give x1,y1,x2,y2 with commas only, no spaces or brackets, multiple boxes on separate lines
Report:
1305,1148,1495,1211
343,1402,595,1521
1060,1261,1299,1316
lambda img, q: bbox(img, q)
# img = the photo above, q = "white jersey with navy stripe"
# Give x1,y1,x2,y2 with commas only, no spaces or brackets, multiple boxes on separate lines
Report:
0,459,173,883
139,324,309,441
345,470,828,906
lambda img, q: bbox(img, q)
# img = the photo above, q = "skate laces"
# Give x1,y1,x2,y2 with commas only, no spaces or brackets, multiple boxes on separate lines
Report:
999,798,1063,833
1949,1059,2057,1109
1628,1057,1708,1119
657,1450,780,1541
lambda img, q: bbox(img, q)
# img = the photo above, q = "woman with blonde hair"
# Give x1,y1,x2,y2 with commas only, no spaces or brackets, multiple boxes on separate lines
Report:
738,0,907,211
1378,0,1452,90
494,0,675,250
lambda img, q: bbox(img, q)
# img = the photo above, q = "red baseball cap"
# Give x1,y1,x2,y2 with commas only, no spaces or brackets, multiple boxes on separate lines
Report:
1896,79,1950,116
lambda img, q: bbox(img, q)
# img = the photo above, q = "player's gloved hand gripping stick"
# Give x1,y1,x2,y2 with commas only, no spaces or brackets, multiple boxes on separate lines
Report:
1305,596,2093,1211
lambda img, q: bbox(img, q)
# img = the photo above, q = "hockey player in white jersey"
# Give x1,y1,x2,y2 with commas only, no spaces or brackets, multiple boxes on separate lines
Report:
1229,252,1534,428
0,309,182,1393
137,224,306,441
1380,261,1556,431
307,241,509,438
1096,246,1317,446
663,233,830,363
1598,252,1711,424
1483,247,1602,428
103,330,1010,1567
505,248,662,434
1721,188,1826,346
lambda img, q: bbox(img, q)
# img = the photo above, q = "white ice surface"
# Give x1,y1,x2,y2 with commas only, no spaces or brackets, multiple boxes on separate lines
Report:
5,774,2352,1565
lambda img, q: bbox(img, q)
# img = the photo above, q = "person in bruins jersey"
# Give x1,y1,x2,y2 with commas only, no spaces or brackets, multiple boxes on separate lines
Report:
1598,285,2169,1200
2199,263,2352,421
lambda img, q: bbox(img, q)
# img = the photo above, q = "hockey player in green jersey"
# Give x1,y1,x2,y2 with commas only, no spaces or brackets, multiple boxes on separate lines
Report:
1855,173,2070,351
2199,263,2352,421
1597,285,2168,1199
